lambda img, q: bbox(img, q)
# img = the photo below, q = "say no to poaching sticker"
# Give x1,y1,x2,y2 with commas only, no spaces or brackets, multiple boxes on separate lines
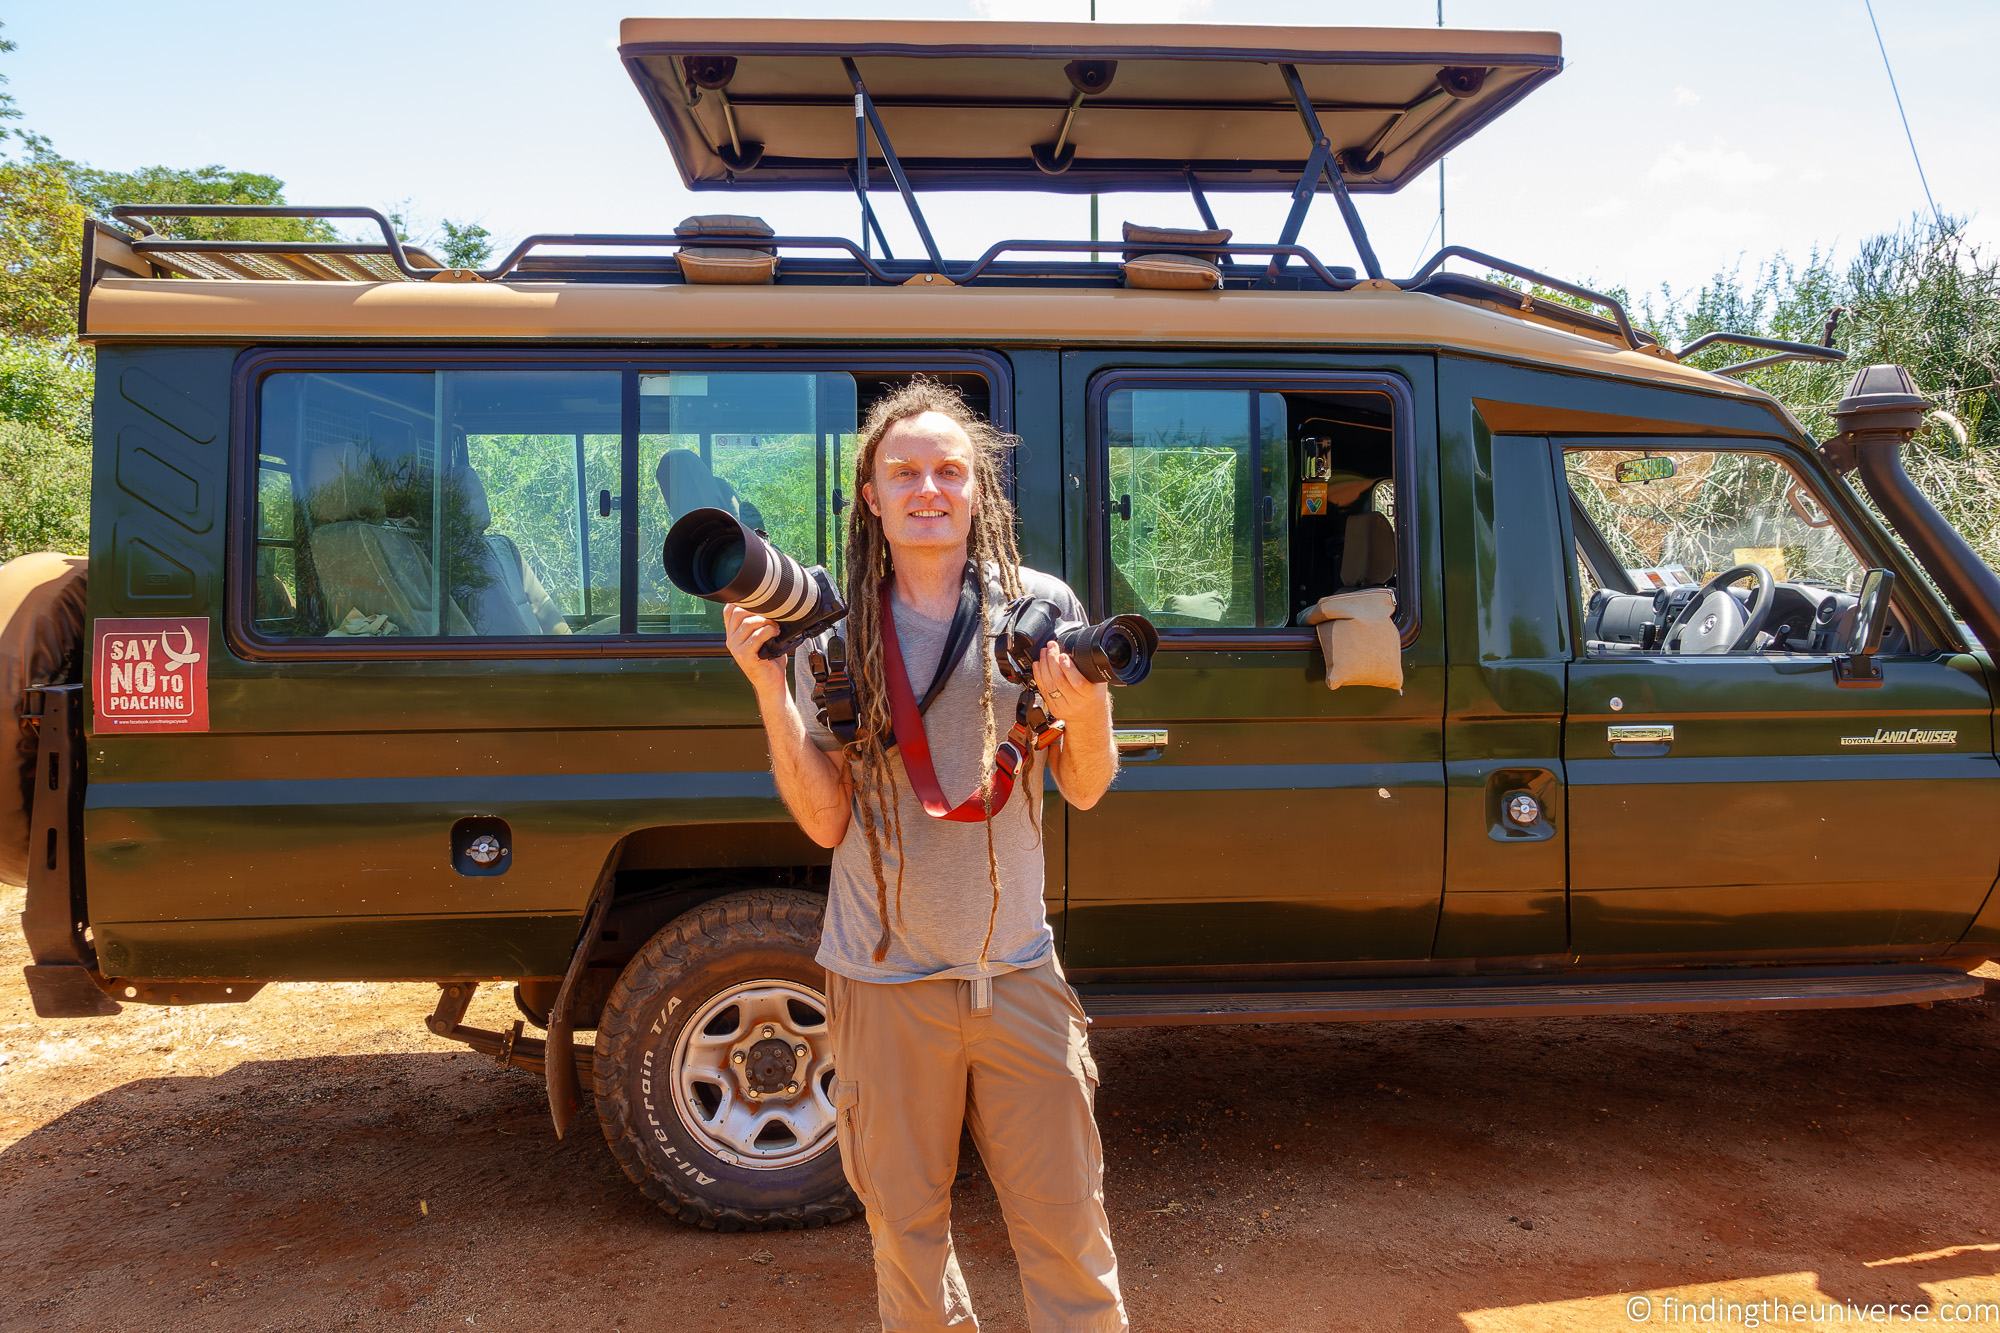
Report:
92,617,210,733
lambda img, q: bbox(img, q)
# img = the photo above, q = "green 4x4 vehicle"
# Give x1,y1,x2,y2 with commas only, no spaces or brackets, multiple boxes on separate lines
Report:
11,20,2000,1231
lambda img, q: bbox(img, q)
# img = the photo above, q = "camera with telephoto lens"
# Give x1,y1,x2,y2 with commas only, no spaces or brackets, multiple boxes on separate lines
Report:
994,596,1159,687
662,507,846,659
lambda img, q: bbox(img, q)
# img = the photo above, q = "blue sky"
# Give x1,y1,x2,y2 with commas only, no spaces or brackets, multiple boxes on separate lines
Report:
6,1,1996,302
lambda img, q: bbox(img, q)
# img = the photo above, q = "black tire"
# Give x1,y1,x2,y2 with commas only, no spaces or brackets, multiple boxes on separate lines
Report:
0,552,86,888
593,887,858,1230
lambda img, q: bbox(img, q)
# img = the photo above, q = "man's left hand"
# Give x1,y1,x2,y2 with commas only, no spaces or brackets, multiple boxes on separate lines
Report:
1031,641,1110,730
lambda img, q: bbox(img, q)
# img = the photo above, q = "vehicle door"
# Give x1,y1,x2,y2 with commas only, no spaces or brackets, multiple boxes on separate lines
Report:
1557,437,2000,961
1054,352,1447,977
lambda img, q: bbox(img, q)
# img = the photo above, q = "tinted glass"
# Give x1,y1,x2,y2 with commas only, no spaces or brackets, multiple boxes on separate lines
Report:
254,370,622,638
1566,447,1864,594
639,372,858,636
1103,384,1395,629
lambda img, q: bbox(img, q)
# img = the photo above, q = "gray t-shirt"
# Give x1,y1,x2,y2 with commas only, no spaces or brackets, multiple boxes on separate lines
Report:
793,565,1087,983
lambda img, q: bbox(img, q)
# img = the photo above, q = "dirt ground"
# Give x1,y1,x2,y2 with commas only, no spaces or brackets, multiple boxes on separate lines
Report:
5,888,2000,1332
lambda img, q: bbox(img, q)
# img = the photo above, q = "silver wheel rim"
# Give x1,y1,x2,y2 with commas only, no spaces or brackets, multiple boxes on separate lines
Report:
668,978,837,1171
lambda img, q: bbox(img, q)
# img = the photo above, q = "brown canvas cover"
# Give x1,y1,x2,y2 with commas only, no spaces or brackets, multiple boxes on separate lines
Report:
620,18,1561,195
0,553,87,886
1303,587,1402,691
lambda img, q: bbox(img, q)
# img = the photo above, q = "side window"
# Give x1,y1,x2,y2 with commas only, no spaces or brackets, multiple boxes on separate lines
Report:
637,370,993,636
250,362,996,645
1101,381,1399,629
255,370,623,639
1564,446,1869,654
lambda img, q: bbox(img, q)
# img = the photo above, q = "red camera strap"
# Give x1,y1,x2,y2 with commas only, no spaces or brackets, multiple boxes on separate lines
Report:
879,580,1030,823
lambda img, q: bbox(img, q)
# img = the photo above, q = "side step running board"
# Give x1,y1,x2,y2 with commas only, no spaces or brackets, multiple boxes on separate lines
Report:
1076,966,1986,1028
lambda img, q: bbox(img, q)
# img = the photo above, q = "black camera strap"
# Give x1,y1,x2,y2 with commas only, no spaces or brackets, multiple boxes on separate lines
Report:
808,563,982,749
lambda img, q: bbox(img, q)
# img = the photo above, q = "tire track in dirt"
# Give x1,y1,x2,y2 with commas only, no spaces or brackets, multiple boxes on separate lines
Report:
4,886,1998,1331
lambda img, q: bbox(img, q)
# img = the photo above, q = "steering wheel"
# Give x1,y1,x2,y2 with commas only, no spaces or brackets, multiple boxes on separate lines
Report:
1665,562,1775,654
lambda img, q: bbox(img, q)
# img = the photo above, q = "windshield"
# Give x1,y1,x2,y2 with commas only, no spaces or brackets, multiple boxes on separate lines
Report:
1566,447,1864,593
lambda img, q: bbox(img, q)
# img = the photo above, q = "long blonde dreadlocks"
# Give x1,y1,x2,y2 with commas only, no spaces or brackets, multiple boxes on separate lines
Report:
843,379,1027,964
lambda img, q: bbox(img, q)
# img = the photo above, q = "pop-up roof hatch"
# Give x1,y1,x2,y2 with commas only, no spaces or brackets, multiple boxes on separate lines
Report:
618,18,1562,195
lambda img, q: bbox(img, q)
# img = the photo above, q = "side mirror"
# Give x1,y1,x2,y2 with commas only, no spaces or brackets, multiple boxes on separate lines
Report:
1835,568,1894,688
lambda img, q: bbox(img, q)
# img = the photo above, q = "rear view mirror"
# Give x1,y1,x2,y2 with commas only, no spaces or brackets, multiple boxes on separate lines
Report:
1835,568,1894,688
1615,455,1677,484
1785,482,1831,528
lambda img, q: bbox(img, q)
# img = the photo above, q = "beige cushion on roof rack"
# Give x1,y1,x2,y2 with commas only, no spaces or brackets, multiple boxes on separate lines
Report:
675,214,776,241
1120,221,1231,261
674,213,778,285
1123,252,1222,291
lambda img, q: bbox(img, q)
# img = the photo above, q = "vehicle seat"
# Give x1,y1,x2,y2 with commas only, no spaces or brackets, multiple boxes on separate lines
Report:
674,214,778,285
1338,510,1396,590
656,448,765,531
253,566,296,623
450,466,572,636
1295,510,1397,626
302,442,472,636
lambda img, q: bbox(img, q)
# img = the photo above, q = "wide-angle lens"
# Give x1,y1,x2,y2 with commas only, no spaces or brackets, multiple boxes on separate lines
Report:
1056,613,1158,686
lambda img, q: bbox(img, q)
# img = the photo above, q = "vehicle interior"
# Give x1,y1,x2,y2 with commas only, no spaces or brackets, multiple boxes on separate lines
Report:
1103,384,1399,630
1566,446,1923,657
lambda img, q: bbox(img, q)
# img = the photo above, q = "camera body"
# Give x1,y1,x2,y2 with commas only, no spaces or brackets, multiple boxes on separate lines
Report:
993,596,1159,687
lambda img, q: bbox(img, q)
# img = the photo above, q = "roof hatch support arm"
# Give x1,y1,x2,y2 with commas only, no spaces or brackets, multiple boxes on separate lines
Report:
1184,169,1222,233
842,58,947,276
1270,63,1384,283
845,164,895,261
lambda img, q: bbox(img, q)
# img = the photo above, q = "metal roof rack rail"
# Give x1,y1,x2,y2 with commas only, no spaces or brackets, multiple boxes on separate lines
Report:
95,203,1363,290
1676,319,1847,378
1403,245,1644,350
109,204,444,281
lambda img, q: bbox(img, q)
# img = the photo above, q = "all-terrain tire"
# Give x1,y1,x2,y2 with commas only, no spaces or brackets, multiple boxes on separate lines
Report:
593,887,859,1230
0,552,87,887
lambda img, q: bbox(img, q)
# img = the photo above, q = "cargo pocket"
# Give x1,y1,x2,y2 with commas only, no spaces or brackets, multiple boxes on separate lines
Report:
831,1076,872,1207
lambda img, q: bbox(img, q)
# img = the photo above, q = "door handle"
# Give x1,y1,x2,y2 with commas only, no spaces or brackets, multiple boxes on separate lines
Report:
1114,728,1168,755
1608,723,1673,756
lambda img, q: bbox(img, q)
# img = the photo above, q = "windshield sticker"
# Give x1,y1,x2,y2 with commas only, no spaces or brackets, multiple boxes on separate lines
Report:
1839,727,1957,747
93,617,210,732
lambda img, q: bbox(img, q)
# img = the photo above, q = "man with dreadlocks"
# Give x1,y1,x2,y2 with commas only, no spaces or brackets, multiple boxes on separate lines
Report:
723,379,1126,1331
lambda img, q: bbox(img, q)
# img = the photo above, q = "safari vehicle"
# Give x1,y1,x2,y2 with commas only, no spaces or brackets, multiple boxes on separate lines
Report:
13,19,2000,1231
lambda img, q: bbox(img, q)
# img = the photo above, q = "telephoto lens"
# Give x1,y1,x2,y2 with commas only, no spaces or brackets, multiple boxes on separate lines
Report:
662,507,846,658
994,596,1159,687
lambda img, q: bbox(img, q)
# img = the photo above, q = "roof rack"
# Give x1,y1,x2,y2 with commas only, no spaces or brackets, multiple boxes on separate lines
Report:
86,205,1845,375
109,205,444,281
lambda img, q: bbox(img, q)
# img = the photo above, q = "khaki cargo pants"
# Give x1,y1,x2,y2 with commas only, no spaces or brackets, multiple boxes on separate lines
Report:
827,957,1127,1332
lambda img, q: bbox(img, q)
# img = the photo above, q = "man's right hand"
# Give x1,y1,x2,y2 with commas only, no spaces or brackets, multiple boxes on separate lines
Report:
723,603,791,699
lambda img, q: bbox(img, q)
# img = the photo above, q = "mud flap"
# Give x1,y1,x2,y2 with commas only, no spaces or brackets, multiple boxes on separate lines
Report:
544,858,616,1139
19,684,120,1018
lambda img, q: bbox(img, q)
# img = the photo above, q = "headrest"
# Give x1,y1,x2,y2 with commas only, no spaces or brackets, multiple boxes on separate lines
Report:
304,442,386,526
452,466,493,532
1340,510,1397,587
1122,252,1221,291
657,448,733,520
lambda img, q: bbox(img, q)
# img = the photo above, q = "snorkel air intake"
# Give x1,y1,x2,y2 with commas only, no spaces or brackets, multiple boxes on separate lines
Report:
1823,364,2000,655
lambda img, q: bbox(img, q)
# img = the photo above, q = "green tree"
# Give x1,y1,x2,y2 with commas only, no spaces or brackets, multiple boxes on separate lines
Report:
0,22,18,144
438,219,493,270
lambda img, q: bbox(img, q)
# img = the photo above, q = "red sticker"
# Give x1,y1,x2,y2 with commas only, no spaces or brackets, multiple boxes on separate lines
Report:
92,617,211,733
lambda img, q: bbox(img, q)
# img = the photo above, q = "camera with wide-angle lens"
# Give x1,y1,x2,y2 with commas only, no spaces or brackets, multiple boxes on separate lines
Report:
993,596,1159,687
662,507,846,658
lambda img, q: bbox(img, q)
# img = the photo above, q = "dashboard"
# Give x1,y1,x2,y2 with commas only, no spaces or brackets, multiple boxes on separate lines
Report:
1581,582,1907,656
